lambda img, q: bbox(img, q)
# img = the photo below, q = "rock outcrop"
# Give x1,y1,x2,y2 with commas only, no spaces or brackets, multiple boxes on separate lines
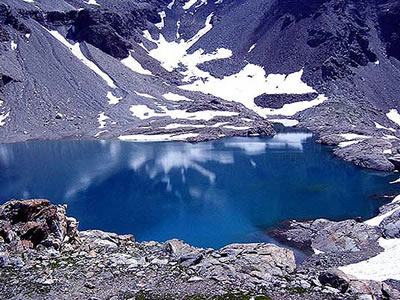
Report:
0,199,79,251
269,218,382,254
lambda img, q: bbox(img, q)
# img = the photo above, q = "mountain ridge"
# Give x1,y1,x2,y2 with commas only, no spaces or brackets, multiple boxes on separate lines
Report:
0,0,400,171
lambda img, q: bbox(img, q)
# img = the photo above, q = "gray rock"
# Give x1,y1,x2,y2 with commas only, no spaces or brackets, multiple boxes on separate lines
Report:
214,243,296,278
334,138,395,172
380,209,400,238
269,218,381,254
188,276,204,282
311,219,381,253
164,239,203,266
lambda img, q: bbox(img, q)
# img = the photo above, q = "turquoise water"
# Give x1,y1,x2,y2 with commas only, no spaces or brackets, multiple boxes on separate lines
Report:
0,131,399,249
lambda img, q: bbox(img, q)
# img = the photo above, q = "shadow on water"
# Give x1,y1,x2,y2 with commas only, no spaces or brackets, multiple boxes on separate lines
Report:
0,128,400,262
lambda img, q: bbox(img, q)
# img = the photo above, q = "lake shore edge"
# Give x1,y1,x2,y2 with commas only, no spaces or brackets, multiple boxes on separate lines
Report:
1,198,400,299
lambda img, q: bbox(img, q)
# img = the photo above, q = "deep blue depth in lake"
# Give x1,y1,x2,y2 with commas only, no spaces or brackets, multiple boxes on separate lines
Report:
0,131,399,250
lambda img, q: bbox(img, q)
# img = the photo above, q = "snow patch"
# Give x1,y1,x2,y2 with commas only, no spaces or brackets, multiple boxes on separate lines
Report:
339,238,400,281
0,112,10,126
134,92,157,99
130,104,238,121
268,119,299,127
106,92,122,105
375,122,396,132
94,130,107,138
143,6,323,119
183,0,198,10
130,105,159,120
181,66,321,117
338,140,363,148
383,134,400,140
143,13,215,72
10,41,17,50
195,0,208,9
119,133,199,142
155,11,166,30
86,0,100,5
365,207,400,227
47,29,116,88
167,0,176,9
163,123,205,130
98,112,109,129
313,248,324,255
163,92,193,102
340,133,371,140
223,125,251,130
387,109,400,127
248,43,256,53
121,54,153,75
337,133,370,147
365,195,400,226
384,149,392,154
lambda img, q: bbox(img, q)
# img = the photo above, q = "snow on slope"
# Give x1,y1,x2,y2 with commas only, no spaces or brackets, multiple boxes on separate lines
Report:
387,109,400,127
141,4,326,120
118,133,199,142
338,196,400,281
121,54,153,75
339,238,400,281
130,104,238,121
47,29,116,89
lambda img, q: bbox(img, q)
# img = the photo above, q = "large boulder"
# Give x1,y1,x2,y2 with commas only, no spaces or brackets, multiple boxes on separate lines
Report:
0,199,80,251
311,219,381,253
199,243,296,282
380,209,400,238
164,239,204,266
318,268,350,293
269,218,381,254
80,230,134,249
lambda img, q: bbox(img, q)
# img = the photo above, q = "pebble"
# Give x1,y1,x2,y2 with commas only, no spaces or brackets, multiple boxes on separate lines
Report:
84,282,96,289
42,278,54,285
188,276,204,283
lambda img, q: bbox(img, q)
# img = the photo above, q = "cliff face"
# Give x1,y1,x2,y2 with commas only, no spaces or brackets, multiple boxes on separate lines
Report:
0,0,400,170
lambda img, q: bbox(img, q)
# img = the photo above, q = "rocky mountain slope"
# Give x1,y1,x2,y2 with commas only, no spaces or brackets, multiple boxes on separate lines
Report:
0,0,399,171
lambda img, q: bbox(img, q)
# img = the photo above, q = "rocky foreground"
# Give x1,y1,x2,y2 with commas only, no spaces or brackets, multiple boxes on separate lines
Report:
1,199,400,299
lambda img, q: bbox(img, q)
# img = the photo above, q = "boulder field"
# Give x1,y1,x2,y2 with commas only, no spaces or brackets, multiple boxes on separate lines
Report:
1,198,400,299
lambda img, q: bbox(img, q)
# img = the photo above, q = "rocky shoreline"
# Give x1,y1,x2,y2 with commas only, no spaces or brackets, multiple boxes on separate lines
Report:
1,199,400,299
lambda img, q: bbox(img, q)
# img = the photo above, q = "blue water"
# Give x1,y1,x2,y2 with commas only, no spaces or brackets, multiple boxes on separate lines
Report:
0,131,399,250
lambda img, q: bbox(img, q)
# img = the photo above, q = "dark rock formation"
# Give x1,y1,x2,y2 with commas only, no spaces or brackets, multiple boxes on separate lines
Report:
0,199,79,250
69,9,132,59
0,73,13,88
377,0,400,60
318,268,350,293
254,93,319,109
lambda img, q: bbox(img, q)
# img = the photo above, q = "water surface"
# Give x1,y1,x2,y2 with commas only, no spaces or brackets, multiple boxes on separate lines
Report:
0,131,399,249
